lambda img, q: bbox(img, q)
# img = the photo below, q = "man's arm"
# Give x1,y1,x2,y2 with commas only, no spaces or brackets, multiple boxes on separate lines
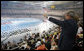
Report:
43,14,65,27
49,17,64,27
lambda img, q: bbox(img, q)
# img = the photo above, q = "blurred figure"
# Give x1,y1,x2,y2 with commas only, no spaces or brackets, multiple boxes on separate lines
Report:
44,11,79,50
77,24,83,34
35,41,47,50
42,37,45,43
45,37,51,50
50,41,58,50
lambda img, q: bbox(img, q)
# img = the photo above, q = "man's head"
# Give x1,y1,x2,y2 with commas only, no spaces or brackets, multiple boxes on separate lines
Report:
64,11,79,22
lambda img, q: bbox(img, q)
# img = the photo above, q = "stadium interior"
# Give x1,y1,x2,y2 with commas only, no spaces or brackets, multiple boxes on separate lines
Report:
1,1,83,50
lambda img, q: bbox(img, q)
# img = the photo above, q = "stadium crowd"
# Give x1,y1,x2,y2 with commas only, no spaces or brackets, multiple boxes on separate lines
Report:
1,24,83,50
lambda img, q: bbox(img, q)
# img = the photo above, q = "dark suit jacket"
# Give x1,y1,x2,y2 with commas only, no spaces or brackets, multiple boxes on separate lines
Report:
49,17,78,50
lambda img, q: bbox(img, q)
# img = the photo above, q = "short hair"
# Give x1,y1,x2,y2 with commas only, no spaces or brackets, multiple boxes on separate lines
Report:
66,11,79,22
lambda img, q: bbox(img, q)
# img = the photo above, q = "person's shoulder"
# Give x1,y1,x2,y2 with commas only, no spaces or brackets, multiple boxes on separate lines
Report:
64,19,76,23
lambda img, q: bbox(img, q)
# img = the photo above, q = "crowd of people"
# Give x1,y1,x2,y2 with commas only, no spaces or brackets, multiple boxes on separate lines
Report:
1,25,60,50
1,24,83,50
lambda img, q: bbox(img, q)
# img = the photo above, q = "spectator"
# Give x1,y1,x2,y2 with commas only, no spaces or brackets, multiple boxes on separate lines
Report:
77,24,83,34
44,11,79,50
35,41,47,50
45,37,51,50
50,41,58,50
